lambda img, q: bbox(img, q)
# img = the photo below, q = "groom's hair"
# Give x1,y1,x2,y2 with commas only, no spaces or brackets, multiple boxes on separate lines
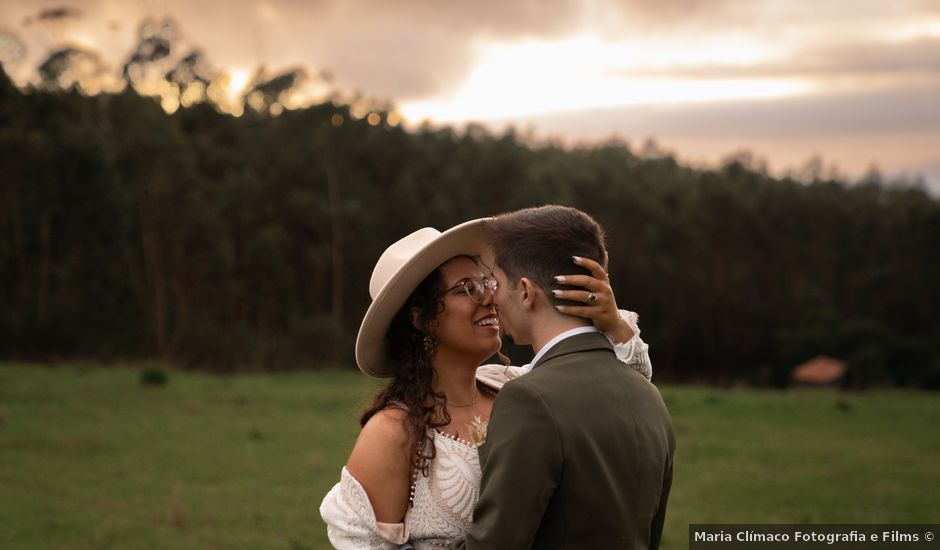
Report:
488,205,606,307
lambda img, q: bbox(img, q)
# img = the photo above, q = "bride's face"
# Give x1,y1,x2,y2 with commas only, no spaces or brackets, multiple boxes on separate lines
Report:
431,256,501,362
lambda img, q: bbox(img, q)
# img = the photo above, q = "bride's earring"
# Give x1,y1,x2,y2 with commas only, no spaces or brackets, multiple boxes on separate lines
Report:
423,333,437,355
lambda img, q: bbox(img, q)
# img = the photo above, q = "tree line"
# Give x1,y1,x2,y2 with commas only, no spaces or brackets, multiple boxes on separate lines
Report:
1,62,938,388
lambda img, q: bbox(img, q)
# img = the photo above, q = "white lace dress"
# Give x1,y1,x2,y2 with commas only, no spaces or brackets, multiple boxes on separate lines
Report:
320,311,651,550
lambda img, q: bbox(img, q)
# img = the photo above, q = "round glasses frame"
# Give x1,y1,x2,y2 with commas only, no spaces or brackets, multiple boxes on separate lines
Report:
439,277,498,304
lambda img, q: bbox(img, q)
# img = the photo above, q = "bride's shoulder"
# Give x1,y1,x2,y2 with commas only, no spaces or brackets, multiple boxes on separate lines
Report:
353,408,411,461
345,408,413,522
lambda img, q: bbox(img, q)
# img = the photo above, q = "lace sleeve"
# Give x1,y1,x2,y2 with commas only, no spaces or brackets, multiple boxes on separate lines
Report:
475,364,527,392
605,309,653,381
319,467,409,550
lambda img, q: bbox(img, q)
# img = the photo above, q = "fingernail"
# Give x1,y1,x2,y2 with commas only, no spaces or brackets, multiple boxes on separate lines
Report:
555,305,565,311
572,256,582,263
554,276,566,283
551,290,559,297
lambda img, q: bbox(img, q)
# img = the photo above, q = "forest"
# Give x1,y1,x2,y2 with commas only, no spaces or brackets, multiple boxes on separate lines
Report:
1,21,938,388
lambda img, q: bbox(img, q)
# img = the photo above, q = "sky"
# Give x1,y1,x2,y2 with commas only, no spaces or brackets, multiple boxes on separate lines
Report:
2,0,939,192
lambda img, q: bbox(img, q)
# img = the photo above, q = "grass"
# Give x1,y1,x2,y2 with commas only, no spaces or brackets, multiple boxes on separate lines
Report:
1,363,938,549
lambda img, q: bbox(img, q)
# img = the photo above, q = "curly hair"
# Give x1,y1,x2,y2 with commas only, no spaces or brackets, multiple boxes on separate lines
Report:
359,264,451,481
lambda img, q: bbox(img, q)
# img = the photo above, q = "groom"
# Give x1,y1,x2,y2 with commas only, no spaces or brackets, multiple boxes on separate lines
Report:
452,205,675,549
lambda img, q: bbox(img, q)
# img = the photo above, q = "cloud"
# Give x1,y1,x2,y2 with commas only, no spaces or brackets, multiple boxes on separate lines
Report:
147,0,588,101
495,82,940,189
604,0,939,29
276,0,586,100
508,82,940,141
619,37,940,81
606,0,752,25
6,0,940,102
304,0,584,39
313,28,472,100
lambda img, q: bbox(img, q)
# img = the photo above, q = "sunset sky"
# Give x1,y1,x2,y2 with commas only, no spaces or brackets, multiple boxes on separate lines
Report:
2,0,938,191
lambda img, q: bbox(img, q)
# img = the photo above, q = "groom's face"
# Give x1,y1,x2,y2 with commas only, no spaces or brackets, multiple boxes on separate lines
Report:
491,266,527,345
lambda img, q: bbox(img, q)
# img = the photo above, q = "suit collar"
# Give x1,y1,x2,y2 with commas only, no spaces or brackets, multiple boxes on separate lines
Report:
529,326,598,369
531,331,614,370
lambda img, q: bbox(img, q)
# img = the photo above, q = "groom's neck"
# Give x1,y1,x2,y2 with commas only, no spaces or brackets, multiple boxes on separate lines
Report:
529,309,592,356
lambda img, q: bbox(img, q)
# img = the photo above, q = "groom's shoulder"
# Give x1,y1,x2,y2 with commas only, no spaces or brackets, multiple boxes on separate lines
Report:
509,352,614,396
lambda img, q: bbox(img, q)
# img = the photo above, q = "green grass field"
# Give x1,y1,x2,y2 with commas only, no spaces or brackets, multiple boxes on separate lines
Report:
1,363,938,549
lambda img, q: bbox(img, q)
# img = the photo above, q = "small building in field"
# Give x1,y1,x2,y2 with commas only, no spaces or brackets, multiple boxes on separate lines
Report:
791,355,847,386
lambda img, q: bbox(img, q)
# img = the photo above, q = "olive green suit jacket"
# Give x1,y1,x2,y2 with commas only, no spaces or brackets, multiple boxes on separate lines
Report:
452,331,675,549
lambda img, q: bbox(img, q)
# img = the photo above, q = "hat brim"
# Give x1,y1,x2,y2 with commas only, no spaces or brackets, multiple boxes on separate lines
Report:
355,218,493,377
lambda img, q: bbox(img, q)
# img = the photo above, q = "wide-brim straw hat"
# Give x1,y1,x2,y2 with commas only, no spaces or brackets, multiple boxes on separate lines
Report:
356,218,492,377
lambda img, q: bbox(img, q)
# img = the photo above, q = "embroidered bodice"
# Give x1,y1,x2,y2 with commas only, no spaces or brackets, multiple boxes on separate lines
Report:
403,430,481,549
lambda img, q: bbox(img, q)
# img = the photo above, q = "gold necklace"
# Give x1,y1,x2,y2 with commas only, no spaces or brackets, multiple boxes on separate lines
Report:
447,390,481,408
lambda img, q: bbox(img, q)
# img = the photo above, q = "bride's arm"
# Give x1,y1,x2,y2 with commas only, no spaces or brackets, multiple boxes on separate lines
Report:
553,256,653,380
603,309,652,380
320,409,412,549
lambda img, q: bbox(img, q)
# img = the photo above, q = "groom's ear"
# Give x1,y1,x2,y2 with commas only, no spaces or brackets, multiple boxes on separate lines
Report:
519,277,538,310
602,250,609,273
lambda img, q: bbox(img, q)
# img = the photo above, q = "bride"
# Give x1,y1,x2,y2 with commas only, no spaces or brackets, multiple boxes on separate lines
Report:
320,218,652,549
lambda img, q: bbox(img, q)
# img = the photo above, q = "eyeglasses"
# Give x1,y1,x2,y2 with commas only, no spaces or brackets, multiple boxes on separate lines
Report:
440,277,498,304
